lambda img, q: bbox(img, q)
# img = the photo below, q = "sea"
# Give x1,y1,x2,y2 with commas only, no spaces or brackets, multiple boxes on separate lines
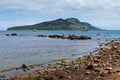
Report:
0,30,120,77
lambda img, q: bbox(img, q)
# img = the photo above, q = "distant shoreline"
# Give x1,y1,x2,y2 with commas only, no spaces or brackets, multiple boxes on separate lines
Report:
7,18,102,30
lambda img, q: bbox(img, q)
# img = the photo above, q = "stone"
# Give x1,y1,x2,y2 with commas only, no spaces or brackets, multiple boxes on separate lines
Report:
21,64,29,71
94,69,102,74
30,65,35,68
116,69,120,73
105,67,112,70
93,63,98,67
37,70,43,74
93,59,100,63
86,65,94,70
37,35,47,37
85,71,91,74
67,75,72,79
107,70,114,74
111,46,118,50
11,33,17,36
6,34,10,36
44,76,57,80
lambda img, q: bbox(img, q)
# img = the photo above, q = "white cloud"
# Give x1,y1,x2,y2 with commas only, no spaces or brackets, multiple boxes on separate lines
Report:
0,0,120,30
0,0,120,14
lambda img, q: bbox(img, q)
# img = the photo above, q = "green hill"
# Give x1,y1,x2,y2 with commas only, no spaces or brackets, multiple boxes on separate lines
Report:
7,18,101,30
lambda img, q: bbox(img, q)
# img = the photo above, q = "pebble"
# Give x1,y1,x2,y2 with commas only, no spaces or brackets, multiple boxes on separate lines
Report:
21,64,29,72
93,63,98,67
85,71,91,74
94,69,102,74
116,69,120,73
105,67,112,70
107,70,114,74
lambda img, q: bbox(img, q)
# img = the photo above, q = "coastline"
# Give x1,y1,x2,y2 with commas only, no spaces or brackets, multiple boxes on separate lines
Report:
4,40,120,80
0,30,120,80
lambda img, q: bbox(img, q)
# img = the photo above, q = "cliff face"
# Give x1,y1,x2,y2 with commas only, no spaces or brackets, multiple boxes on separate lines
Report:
7,18,101,30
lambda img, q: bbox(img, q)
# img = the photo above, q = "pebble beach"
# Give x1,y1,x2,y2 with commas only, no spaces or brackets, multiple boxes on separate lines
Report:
1,30,120,80
10,40,120,80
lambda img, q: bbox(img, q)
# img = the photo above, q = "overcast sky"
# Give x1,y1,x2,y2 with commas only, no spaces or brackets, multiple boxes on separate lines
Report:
0,0,120,30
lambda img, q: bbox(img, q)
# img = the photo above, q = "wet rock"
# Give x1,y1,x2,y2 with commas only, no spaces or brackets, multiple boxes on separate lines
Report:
56,61,62,65
48,34,91,40
11,33,17,36
21,64,29,71
111,46,118,50
67,35,91,40
6,34,11,36
30,65,35,68
49,35,65,39
37,35,47,37
60,58,69,63
0,75,6,78
94,69,102,74
86,65,94,70
107,70,114,74
111,40,115,42
6,33,17,36
37,70,43,74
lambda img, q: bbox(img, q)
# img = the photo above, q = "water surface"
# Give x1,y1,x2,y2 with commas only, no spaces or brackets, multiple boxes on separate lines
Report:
0,30,120,69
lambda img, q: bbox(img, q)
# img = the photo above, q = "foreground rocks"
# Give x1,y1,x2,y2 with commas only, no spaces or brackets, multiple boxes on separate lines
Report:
10,41,120,80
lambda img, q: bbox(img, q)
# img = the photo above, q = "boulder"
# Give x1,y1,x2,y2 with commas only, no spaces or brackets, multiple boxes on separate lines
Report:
21,64,29,71
37,35,47,37
11,33,17,36
6,34,11,36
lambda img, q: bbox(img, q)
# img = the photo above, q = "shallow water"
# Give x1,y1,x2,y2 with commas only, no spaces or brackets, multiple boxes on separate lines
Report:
0,36,99,69
0,30,120,69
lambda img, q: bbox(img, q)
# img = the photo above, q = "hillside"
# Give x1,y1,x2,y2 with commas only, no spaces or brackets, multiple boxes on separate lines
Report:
7,18,101,30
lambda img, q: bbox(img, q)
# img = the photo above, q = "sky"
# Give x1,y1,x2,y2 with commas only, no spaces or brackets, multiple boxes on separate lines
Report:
0,0,120,30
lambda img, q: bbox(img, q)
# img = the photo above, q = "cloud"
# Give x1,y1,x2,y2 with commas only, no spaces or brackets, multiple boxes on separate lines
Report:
0,0,119,12
0,0,120,15
0,0,119,20
0,0,120,30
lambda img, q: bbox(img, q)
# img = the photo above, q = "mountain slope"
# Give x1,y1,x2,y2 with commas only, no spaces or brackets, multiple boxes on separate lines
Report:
7,18,101,30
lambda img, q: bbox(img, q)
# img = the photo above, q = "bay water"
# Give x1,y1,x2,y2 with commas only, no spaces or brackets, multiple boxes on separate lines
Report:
0,30,120,77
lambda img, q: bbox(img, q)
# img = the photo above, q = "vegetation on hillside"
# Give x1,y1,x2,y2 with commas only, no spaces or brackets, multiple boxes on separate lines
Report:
7,18,101,30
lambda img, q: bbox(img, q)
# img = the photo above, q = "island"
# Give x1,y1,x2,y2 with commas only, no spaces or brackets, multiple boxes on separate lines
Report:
7,18,101,30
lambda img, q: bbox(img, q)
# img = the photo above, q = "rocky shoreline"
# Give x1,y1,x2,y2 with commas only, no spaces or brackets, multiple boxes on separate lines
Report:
7,40,120,80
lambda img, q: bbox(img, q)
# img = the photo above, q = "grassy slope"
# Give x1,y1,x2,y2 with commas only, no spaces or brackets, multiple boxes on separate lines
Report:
7,18,101,30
